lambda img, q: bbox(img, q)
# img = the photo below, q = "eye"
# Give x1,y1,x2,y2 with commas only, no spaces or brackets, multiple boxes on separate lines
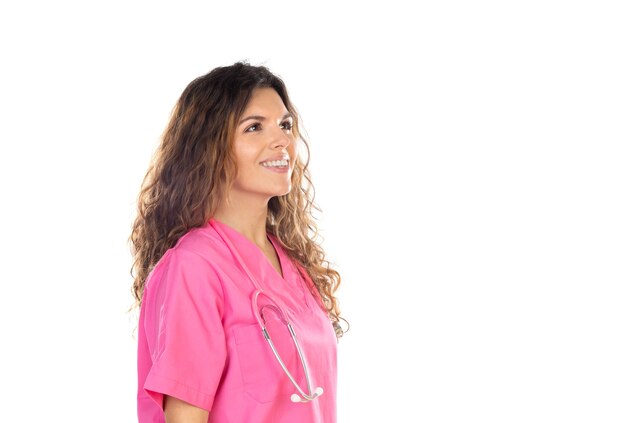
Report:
245,121,293,133
245,123,259,133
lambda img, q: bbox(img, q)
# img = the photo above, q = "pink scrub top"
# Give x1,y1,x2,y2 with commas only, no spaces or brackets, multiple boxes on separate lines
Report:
137,217,338,422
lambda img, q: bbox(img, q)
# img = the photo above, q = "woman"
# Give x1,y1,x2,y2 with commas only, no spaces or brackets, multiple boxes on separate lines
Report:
129,61,346,423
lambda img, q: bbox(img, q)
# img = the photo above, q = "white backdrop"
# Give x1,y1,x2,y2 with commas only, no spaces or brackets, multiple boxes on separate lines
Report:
1,1,624,422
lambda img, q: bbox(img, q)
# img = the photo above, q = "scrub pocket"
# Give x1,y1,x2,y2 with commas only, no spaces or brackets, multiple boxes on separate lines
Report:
233,318,303,404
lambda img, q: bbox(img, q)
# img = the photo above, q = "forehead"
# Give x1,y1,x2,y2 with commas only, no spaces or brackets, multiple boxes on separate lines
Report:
243,87,288,113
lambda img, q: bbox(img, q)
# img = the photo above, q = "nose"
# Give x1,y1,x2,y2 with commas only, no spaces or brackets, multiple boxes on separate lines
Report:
268,123,292,149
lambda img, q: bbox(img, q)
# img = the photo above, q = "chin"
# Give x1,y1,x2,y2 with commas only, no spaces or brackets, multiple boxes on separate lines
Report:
274,190,291,197
272,185,292,197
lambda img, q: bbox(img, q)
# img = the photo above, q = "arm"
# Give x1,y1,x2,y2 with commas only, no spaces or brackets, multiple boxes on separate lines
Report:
164,395,209,423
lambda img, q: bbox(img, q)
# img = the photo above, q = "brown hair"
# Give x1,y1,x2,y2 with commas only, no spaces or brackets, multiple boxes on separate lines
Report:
128,61,345,337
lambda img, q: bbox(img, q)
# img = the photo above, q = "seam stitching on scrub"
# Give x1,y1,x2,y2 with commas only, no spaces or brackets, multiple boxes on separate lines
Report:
149,374,216,407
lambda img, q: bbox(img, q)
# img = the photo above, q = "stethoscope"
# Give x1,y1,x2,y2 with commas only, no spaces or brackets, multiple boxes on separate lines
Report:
210,219,324,403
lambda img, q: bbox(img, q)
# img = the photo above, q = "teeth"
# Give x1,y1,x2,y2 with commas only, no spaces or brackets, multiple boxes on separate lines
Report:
261,159,288,167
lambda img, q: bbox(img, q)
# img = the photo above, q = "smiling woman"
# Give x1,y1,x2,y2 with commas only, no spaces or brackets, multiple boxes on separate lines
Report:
226,88,298,202
128,61,347,423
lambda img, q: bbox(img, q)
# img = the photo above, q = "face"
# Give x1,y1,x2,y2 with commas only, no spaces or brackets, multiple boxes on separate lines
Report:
229,87,297,202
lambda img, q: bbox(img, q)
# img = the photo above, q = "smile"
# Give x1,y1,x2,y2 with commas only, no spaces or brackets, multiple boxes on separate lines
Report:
260,159,289,168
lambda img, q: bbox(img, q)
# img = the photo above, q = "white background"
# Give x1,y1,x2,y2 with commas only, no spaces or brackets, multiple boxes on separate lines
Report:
1,1,624,422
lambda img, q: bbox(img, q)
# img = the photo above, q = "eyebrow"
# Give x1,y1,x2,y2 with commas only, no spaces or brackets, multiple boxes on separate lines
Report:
239,112,293,126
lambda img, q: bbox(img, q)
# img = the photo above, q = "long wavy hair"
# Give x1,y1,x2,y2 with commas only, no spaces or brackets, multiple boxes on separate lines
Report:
128,61,345,337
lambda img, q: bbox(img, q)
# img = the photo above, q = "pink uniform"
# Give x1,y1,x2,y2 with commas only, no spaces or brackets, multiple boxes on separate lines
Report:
137,217,337,422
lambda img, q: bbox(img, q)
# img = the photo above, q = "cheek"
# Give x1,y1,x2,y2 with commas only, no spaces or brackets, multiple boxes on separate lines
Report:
234,142,259,167
289,138,299,154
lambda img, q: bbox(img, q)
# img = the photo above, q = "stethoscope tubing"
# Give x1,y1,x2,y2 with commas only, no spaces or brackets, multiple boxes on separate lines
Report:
210,220,322,403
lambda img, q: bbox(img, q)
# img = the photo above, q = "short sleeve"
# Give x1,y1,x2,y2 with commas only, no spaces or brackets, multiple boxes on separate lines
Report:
143,248,226,412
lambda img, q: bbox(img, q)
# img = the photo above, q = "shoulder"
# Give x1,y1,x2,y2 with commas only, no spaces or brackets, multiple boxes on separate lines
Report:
172,225,231,263
144,228,224,304
145,226,229,296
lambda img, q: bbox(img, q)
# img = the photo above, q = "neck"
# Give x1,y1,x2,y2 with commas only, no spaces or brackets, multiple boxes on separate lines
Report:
212,192,271,249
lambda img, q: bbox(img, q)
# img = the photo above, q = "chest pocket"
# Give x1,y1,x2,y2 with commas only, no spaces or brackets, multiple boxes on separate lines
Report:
233,316,304,403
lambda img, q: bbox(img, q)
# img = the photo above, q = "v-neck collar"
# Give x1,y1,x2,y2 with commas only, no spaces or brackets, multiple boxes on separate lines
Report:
266,232,285,279
207,217,288,283
206,217,313,315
